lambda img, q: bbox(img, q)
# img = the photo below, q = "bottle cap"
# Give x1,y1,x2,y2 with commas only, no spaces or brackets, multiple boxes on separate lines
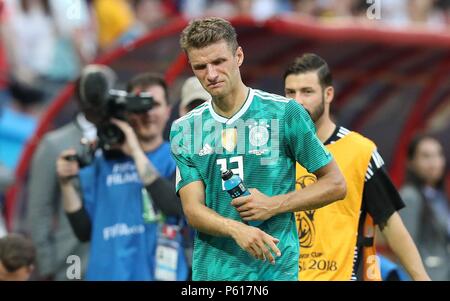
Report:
221,168,233,181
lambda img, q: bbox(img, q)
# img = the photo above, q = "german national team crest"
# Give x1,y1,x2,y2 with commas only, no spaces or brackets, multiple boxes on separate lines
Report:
249,125,269,147
248,122,270,155
221,128,238,152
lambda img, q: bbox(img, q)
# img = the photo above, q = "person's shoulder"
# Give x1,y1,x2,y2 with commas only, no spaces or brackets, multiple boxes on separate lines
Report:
342,128,377,151
42,121,80,143
399,184,421,200
252,89,291,105
143,142,176,178
0,107,37,134
157,141,172,155
35,122,80,155
172,102,209,126
252,89,307,118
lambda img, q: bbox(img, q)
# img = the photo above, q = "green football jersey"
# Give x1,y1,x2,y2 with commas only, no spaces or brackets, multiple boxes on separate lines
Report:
170,88,332,280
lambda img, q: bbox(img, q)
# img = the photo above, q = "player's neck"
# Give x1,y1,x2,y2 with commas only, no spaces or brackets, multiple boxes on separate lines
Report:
315,116,336,143
212,83,249,119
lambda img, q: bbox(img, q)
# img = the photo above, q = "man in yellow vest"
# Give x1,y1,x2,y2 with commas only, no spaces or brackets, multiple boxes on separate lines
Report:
282,53,429,281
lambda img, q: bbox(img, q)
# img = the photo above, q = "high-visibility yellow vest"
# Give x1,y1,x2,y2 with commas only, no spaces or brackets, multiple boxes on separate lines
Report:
296,131,382,281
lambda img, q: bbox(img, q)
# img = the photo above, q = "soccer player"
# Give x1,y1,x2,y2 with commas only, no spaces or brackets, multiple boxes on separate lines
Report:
279,53,430,280
169,17,346,281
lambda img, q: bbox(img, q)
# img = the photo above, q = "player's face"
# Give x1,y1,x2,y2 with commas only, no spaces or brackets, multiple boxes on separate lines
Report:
127,85,170,142
187,40,243,99
411,138,446,186
285,72,326,122
284,72,332,122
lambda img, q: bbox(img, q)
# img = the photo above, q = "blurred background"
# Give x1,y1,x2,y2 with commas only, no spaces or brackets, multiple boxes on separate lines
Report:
0,0,449,280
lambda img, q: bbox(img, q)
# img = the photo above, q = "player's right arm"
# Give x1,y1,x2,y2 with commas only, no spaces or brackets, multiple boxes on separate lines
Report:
179,180,281,264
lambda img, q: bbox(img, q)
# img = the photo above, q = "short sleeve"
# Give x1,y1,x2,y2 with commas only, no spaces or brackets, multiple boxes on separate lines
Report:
363,150,405,228
170,120,202,193
284,100,332,173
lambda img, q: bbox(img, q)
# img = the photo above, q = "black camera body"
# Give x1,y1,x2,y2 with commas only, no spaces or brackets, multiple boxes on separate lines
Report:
76,65,154,163
64,138,95,168
97,89,154,150
65,89,153,167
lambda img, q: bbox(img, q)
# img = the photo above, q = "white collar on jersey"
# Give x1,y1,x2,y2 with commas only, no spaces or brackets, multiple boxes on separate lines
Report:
208,88,254,125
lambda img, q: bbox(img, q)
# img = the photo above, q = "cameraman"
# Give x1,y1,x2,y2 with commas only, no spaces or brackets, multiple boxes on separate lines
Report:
56,73,186,281
27,64,110,281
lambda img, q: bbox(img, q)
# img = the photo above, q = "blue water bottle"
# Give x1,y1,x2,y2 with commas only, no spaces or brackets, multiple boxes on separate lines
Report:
221,168,262,227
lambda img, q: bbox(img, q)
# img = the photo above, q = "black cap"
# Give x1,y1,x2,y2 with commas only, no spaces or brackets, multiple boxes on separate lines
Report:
221,168,233,181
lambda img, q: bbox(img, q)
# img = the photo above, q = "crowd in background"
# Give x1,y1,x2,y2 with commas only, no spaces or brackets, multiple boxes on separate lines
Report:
183,0,450,30
0,0,448,281
0,0,449,171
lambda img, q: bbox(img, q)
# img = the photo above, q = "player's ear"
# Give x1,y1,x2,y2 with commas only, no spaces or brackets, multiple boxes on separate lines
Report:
236,46,244,67
325,86,334,104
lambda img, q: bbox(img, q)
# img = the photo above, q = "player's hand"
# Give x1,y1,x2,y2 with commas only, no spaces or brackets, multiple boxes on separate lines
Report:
231,188,279,222
110,118,142,156
56,149,80,185
231,223,281,264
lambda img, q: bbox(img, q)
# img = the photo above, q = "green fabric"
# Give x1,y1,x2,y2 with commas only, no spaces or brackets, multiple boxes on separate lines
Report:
170,88,332,280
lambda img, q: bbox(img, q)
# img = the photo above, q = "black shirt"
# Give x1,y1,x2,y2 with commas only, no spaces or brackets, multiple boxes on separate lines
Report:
325,126,405,229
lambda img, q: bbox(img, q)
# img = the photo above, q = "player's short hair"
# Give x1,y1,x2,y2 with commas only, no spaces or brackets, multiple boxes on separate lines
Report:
126,72,169,105
180,17,238,53
284,53,333,89
0,234,36,273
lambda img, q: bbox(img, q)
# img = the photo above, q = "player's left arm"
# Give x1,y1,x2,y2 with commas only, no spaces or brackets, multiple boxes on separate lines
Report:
273,99,347,211
286,158,347,210
233,100,346,220
233,159,346,220
380,212,430,281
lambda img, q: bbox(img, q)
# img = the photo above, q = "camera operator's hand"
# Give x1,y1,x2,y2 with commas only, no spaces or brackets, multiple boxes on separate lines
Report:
57,149,84,215
56,149,80,185
110,118,142,157
110,118,159,185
